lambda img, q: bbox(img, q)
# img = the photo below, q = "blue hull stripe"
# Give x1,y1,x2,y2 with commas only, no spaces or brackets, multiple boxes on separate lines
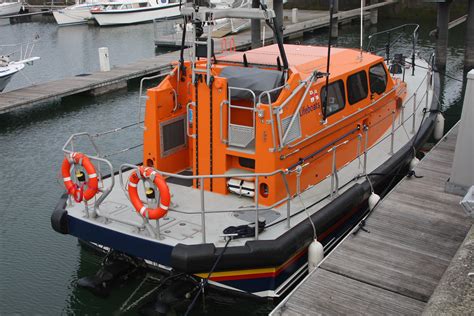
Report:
67,215,309,293
68,215,173,266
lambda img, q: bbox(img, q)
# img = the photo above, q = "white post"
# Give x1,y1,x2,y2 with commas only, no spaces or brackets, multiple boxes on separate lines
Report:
291,8,298,24
98,47,110,72
370,0,378,25
446,70,474,195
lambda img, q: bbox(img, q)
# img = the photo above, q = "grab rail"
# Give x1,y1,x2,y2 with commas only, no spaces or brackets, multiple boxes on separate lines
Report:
118,163,292,241
367,24,419,75
186,102,196,138
137,72,172,128
226,86,257,148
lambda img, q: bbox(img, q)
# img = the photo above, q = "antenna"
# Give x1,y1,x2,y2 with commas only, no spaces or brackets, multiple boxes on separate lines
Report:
322,0,335,122
360,0,364,58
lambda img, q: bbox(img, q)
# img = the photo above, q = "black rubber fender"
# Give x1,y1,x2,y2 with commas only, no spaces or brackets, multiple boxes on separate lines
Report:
170,183,368,273
51,193,69,234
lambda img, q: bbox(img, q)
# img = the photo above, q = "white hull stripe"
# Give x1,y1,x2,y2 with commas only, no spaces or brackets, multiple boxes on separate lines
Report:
139,206,147,216
159,204,169,211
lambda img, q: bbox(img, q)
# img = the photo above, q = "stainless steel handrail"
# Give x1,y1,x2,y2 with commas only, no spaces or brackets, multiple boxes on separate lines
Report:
137,72,172,128
220,100,229,144
366,23,419,54
117,163,292,241
186,102,196,138
227,86,257,147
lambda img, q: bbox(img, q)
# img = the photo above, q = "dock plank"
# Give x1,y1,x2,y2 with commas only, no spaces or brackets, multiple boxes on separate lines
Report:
0,58,172,114
275,125,472,315
281,269,425,316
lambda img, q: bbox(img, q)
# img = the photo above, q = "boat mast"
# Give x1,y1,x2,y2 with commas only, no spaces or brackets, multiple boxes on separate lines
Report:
258,1,289,73
360,0,364,58
323,0,335,122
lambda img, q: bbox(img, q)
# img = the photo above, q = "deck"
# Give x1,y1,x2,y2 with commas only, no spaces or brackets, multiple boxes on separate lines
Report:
271,124,472,315
0,1,396,114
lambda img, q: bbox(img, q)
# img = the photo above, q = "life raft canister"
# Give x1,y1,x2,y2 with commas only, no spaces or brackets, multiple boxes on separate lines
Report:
128,166,170,220
61,152,99,202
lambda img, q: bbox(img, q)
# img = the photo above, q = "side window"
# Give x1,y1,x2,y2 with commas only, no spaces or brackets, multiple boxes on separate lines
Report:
347,71,368,105
369,63,388,95
321,80,346,116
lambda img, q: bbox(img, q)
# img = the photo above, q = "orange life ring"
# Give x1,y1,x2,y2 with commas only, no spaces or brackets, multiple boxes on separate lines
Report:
128,166,170,220
61,152,99,202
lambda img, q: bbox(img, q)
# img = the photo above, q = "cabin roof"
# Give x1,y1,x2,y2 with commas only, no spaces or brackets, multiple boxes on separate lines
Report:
218,44,383,80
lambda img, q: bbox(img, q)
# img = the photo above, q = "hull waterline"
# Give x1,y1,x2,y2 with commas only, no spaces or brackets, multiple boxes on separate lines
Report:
0,73,14,92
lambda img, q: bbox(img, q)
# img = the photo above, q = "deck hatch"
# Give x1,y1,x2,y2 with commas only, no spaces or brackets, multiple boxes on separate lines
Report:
232,209,281,224
162,220,201,240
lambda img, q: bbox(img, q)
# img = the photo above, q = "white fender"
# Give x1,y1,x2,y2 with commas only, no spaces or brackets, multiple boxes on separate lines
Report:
368,192,381,211
308,239,324,271
409,157,420,171
433,112,445,141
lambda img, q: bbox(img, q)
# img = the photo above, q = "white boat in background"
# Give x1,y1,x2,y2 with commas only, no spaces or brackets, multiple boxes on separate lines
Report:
53,0,103,26
0,56,40,92
0,0,22,16
91,0,180,26
0,39,40,93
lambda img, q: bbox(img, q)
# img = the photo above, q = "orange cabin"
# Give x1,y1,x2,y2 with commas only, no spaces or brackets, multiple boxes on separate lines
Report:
142,44,406,207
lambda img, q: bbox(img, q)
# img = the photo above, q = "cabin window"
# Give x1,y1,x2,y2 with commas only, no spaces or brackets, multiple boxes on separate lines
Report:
321,80,346,116
239,157,255,169
369,63,388,95
160,115,187,157
347,71,368,105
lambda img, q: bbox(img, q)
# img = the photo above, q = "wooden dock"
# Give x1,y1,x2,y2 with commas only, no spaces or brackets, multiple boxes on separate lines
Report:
0,1,396,114
271,124,472,315
0,52,179,114
155,1,395,48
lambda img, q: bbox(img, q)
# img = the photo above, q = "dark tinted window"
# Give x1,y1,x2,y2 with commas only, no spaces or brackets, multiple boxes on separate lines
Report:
162,118,185,152
369,63,388,95
321,80,346,116
347,71,368,105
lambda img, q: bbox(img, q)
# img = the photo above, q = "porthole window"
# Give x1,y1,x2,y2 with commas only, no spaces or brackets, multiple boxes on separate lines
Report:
321,80,346,116
369,63,388,95
347,71,368,105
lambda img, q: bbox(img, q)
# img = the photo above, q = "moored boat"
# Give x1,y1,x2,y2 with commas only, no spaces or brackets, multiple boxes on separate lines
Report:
0,57,23,92
91,0,180,26
0,40,40,92
53,0,104,26
51,5,440,299
0,0,21,16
